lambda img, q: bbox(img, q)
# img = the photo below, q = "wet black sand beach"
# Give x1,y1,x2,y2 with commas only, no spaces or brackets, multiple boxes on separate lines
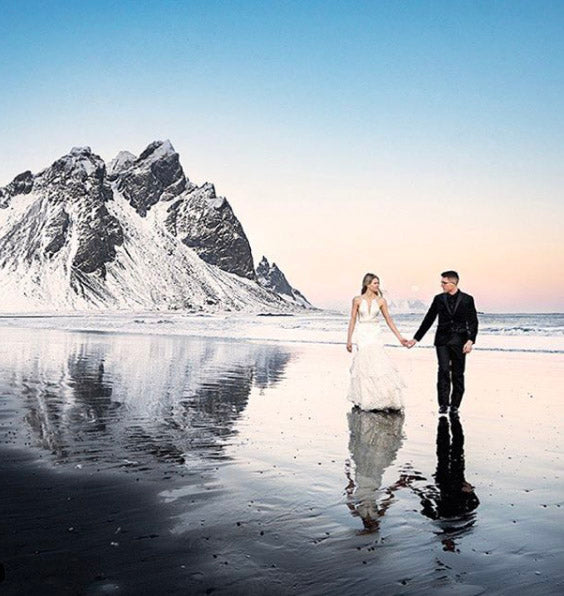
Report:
0,327,562,595
1,449,206,595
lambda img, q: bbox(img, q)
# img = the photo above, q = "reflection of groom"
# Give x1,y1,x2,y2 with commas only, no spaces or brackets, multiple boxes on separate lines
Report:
409,415,480,553
419,415,479,520
407,271,478,415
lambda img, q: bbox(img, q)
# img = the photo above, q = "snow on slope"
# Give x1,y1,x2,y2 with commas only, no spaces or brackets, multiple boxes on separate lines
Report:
0,142,309,313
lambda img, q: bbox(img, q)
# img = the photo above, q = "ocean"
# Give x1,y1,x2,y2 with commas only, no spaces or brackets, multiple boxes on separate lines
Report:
0,311,562,353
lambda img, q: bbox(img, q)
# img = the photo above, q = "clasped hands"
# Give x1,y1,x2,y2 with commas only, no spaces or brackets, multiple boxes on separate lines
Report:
350,338,473,352
399,338,473,352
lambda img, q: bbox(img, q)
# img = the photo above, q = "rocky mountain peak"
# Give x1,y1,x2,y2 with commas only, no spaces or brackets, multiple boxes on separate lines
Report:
32,146,110,205
256,257,311,307
0,170,34,208
164,181,255,280
138,139,176,161
70,145,92,154
257,257,293,295
200,182,215,194
197,182,226,209
0,143,122,286
113,139,188,216
107,151,137,178
48,146,104,179
40,146,103,178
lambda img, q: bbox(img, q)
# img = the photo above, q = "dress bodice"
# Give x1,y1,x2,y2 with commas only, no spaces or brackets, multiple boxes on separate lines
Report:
357,297,381,323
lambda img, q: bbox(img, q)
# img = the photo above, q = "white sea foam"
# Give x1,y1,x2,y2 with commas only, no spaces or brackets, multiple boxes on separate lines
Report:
0,312,562,353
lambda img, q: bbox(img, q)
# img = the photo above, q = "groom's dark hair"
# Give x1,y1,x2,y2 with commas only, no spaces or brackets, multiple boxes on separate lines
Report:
441,270,459,283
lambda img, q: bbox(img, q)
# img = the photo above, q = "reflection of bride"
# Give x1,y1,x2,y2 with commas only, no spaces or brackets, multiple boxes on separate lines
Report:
345,408,405,532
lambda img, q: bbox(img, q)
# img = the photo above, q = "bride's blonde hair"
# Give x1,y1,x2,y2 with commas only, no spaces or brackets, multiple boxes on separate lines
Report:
361,273,382,297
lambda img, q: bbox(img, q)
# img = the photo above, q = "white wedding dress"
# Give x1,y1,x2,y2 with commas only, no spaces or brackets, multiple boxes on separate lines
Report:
347,298,404,411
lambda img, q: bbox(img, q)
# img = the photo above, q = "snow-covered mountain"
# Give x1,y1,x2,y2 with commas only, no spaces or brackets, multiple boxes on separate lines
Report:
0,141,311,313
256,256,311,307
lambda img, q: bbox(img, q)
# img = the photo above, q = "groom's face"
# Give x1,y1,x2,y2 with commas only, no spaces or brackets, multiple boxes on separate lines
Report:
440,277,457,293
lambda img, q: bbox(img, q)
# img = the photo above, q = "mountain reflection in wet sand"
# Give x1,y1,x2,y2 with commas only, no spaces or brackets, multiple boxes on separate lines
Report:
1,329,291,475
0,327,562,595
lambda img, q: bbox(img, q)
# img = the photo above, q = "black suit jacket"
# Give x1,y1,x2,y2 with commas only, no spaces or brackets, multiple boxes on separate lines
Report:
414,291,478,346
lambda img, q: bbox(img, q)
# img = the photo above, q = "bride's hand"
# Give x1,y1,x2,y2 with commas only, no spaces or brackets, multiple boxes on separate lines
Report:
399,337,408,347
346,342,353,352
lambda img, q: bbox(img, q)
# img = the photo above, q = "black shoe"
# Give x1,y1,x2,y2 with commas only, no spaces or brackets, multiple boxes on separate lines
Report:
438,405,448,415
449,406,459,417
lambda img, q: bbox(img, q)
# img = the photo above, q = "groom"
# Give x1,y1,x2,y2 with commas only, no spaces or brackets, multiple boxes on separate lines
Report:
407,271,478,415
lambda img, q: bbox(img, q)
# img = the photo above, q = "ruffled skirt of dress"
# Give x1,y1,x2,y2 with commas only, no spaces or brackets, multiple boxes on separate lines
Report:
347,323,404,411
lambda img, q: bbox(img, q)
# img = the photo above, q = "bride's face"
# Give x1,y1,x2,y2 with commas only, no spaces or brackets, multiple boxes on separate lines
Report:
368,278,380,293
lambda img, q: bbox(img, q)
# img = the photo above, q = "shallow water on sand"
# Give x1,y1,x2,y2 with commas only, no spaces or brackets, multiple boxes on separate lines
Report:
0,328,562,595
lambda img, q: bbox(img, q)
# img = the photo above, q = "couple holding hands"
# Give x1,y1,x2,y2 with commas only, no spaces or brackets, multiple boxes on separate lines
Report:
346,271,478,416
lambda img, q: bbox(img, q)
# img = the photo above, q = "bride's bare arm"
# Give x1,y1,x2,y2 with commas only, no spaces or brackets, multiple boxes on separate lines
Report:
379,299,407,345
346,297,360,352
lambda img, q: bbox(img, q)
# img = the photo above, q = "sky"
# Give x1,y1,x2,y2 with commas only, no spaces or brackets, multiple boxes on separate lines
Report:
1,0,563,312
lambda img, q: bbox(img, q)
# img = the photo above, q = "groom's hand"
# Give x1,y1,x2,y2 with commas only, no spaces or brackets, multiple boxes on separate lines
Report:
406,339,417,349
463,340,473,354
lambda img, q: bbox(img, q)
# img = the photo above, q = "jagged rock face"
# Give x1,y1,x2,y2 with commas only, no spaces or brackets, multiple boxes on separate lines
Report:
257,256,293,295
107,151,136,178
43,207,70,257
256,256,311,306
72,203,124,276
33,146,109,198
111,141,255,280
165,183,256,280
0,141,309,312
36,147,123,276
112,140,189,216
0,147,123,279
0,170,34,208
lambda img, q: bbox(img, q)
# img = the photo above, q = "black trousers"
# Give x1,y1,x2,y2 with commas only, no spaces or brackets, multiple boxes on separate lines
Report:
435,344,466,407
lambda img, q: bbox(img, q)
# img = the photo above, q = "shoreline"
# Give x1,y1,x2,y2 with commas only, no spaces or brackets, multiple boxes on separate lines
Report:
0,312,562,355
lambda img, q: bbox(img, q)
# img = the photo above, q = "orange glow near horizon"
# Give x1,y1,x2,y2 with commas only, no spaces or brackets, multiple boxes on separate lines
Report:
235,178,563,313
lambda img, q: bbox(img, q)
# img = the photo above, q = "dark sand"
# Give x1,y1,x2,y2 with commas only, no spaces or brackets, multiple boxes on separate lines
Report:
0,327,562,595
1,449,206,595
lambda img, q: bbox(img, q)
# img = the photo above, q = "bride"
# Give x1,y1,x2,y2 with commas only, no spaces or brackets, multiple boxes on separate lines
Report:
346,273,407,411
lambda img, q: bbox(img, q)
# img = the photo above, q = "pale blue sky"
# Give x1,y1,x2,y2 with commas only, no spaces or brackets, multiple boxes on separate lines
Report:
1,1,563,310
